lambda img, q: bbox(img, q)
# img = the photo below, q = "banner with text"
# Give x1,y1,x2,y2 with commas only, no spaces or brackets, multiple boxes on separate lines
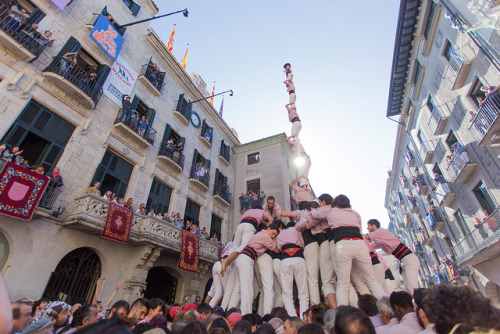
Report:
102,55,138,106
90,14,123,61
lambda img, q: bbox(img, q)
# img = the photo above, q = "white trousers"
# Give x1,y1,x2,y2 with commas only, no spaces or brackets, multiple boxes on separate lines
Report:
255,253,275,315
335,240,386,306
273,258,284,307
291,121,302,144
235,254,255,315
232,223,256,253
373,263,388,295
209,261,230,307
221,264,240,310
304,242,321,305
289,92,296,105
319,240,336,297
401,253,420,294
281,257,309,317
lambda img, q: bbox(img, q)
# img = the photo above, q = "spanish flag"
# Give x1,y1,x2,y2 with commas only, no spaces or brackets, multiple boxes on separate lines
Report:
210,82,215,105
181,44,188,69
167,24,175,52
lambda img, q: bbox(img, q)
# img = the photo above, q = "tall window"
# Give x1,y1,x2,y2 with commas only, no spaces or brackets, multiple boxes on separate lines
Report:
473,181,497,215
413,61,422,86
210,214,222,240
146,178,172,215
91,150,133,198
424,1,437,40
1,100,75,172
184,199,200,226
469,78,486,108
246,178,260,195
453,209,471,237
445,131,458,151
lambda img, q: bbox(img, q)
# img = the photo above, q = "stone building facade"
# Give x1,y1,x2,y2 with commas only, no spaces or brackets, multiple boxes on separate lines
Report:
0,0,239,304
384,0,500,305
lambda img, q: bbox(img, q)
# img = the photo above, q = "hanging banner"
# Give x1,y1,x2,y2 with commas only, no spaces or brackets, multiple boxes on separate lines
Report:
90,14,124,61
51,0,71,10
178,229,199,272
102,55,138,106
0,162,49,221
101,202,134,244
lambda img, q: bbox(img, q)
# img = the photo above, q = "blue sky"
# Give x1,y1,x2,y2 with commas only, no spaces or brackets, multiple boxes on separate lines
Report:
151,1,401,228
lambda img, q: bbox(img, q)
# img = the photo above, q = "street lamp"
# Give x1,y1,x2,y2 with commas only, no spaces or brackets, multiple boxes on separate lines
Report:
116,8,189,29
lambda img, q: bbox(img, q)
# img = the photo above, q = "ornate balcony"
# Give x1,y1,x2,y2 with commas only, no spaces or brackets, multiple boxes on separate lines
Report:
444,43,471,90
189,166,210,193
213,186,231,207
452,208,500,266
427,100,448,135
468,94,500,146
157,144,184,174
113,108,157,147
64,195,219,263
427,210,445,232
0,5,49,61
42,56,107,109
434,183,455,207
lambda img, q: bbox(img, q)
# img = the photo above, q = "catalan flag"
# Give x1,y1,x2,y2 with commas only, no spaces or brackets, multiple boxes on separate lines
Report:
181,44,188,69
219,97,224,117
210,82,215,105
167,24,175,52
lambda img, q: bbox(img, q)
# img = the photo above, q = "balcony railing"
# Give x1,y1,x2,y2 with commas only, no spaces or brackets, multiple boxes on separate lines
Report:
427,209,445,231
213,186,231,204
428,101,447,135
468,94,500,143
452,208,500,264
413,241,424,255
158,143,184,171
434,182,455,207
445,151,475,183
43,56,104,107
38,179,63,210
139,59,165,93
418,139,437,164
114,108,157,145
445,45,465,73
0,4,49,58
65,194,220,262
189,165,210,189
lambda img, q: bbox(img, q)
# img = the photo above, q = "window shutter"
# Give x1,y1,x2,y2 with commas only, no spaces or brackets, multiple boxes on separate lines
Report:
205,159,211,169
92,165,106,185
183,103,192,119
90,64,111,103
27,8,46,25
130,2,141,16
176,94,185,111
180,137,186,146
145,108,156,136
56,36,82,57
131,96,140,111
214,168,220,193
161,124,172,146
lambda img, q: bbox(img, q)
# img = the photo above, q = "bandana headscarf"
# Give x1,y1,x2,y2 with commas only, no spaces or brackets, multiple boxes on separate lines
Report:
35,301,70,321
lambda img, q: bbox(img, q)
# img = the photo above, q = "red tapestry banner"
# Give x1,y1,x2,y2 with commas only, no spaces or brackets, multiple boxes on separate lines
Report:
178,229,199,272
0,162,49,221
101,201,134,244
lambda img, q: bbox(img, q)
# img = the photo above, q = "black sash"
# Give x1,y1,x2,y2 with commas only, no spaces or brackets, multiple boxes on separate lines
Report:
281,243,304,259
392,243,412,260
331,226,362,243
241,246,257,261
370,251,380,265
240,217,258,229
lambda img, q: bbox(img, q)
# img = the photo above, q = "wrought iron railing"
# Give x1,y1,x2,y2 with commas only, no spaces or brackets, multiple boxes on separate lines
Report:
158,142,184,170
190,165,210,188
445,152,468,182
428,100,444,134
43,55,104,105
139,59,165,92
434,183,452,204
38,179,63,210
445,44,465,73
213,186,231,204
418,139,437,161
114,108,157,144
468,94,500,142
427,209,444,230
413,241,423,254
452,208,500,263
0,4,49,57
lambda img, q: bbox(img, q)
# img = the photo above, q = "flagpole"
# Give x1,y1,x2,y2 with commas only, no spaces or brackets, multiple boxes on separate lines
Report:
116,8,188,29
186,90,233,106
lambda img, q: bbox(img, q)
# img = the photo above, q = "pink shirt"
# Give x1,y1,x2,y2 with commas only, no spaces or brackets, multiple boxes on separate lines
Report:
368,228,403,253
287,105,299,122
310,207,362,231
277,226,304,249
246,230,277,257
263,203,282,219
309,206,331,234
221,242,233,258
286,80,295,92
295,211,312,232
241,209,271,226
378,253,389,271
293,184,313,202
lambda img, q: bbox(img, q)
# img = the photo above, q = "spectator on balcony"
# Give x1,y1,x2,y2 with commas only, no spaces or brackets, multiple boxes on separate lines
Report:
259,190,266,205
211,233,218,242
185,219,192,232
168,211,175,223
124,198,134,210
468,111,488,136
1,4,29,34
136,203,146,214
37,30,55,48
174,218,184,229
17,22,41,46
482,209,499,231
110,195,118,203
122,95,132,113
474,217,489,238
117,198,125,206
165,138,174,157
433,173,446,185
137,115,148,137
2,146,22,163
481,84,499,98
451,142,469,164
127,110,139,131
32,165,44,175
59,52,78,77
192,224,201,237
406,195,416,207
239,193,246,212
0,144,5,169
147,208,156,217
78,70,97,92
102,190,112,200
204,128,213,143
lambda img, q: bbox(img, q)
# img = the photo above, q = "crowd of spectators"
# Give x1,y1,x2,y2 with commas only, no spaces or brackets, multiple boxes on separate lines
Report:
86,181,219,242
0,1,55,56
5,282,500,334
238,190,266,213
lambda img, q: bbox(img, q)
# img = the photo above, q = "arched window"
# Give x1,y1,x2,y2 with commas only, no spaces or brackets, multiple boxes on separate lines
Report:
0,232,9,270
43,247,101,304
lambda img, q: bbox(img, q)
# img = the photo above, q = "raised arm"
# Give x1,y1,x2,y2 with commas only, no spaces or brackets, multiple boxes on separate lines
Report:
104,282,123,309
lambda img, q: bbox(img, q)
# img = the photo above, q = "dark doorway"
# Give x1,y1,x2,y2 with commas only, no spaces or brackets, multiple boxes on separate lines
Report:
143,267,178,306
91,150,133,198
19,132,50,166
247,178,260,194
203,278,213,300
42,247,101,304
184,199,201,226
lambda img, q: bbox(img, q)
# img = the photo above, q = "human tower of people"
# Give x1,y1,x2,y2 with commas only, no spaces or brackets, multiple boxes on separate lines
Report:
206,63,422,318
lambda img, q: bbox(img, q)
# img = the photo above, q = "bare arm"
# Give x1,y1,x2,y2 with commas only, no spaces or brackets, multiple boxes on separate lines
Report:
92,278,100,304
281,211,295,218
104,282,122,309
